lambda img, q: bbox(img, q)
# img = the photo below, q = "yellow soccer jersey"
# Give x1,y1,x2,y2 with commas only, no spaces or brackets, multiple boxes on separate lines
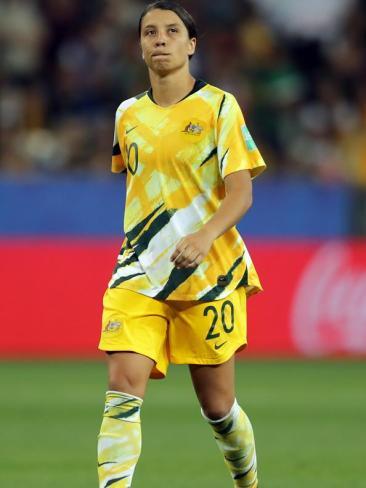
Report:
108,80,266,301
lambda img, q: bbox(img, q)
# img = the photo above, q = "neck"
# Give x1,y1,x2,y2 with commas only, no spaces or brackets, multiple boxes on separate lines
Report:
149,66,195,107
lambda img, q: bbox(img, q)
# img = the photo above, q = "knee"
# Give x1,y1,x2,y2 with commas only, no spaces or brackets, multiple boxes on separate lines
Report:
108,365,148,398
108,376,136,394
106,352,153,398
108,373,145,398
201,398,235,421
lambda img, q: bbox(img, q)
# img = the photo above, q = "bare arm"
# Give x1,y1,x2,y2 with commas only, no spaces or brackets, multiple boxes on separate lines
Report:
170,170,252,268
203,169,252,240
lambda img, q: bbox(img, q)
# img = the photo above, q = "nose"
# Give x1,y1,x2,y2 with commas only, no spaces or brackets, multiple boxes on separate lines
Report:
155,30,167,46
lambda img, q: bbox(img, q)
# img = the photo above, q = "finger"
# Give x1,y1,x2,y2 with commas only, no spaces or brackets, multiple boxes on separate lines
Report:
170,248,182,261
185,249,201,263
180,251,202,268
189,253,204,267
170,240,187,261
173,245,194,266
172,252,187,268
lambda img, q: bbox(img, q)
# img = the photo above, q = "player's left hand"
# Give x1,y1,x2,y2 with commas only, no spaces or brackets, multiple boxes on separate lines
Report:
170,228,216,269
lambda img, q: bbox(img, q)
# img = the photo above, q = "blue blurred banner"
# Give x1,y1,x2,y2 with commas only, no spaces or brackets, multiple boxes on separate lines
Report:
0,176,351,237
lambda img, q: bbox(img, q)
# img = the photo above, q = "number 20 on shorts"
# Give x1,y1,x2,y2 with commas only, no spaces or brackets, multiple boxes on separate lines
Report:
204,300,235,341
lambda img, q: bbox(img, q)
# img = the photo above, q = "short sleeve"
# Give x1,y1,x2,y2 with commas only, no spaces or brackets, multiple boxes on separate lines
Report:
111,110,126,173
216,94,266,179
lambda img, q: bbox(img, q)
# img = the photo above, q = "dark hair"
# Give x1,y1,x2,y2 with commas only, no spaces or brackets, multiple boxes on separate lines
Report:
138,1,197,40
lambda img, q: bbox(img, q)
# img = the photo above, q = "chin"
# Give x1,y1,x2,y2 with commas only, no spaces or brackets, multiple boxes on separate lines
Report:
152,64,175,76
154,67,173,77
154,60,186,75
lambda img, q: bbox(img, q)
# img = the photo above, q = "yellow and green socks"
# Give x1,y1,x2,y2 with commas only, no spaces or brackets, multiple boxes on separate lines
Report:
98,392,257,487
97,391,143,488
203,400,258,487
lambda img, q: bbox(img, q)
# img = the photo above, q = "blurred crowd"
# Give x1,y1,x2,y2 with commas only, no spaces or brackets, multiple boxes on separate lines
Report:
0,0,365,192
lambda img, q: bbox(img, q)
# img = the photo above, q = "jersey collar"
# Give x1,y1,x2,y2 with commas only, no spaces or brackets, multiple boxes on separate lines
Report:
147,79,207,106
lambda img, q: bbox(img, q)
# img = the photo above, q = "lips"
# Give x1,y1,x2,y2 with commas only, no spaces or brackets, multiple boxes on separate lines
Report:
152,53,170,57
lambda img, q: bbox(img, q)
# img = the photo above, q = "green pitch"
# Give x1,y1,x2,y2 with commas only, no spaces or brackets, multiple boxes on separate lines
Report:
0,360,365,487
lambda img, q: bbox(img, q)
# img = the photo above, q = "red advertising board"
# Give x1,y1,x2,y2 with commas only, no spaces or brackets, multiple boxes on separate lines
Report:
1,239,365,358
247,240,366,357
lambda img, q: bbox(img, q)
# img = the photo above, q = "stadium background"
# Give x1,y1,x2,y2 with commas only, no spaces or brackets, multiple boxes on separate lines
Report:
0,0,365,486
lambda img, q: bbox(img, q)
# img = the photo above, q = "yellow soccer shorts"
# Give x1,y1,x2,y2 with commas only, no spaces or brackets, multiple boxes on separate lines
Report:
99,286,248,379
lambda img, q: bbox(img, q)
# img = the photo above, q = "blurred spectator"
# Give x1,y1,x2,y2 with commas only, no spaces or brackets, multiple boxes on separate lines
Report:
254,0,355,41
0,0,365,224
0,0,46,82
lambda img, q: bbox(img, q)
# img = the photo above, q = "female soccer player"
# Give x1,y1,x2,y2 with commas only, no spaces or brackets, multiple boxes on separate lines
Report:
97,2,266,486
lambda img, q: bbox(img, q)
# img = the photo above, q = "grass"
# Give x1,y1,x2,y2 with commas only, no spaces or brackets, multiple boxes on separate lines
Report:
0,360,365,487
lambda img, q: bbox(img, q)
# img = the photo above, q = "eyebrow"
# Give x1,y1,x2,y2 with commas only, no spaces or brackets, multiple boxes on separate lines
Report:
143,23,180,29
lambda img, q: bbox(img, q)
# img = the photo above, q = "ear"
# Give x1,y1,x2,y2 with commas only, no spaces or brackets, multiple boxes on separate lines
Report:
188,37,197,57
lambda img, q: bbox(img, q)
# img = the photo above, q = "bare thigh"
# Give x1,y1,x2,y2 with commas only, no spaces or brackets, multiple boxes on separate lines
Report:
189,355,236,420
106,351,155,399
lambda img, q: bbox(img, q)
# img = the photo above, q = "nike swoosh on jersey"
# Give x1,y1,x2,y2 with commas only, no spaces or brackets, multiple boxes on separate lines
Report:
125,125,138,134
214,341,227,350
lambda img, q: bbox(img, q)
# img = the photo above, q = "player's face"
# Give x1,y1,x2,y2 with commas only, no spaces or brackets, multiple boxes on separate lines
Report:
140,9,196,75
